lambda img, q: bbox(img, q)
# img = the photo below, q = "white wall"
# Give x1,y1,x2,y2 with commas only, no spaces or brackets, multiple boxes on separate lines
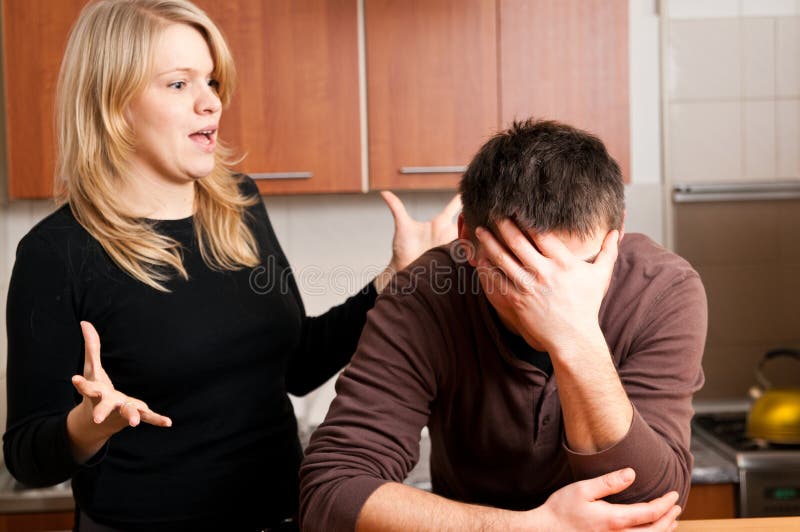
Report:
0,0,665,432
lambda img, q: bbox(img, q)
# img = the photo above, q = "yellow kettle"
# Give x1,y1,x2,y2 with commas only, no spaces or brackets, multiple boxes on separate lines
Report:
747,348,800,444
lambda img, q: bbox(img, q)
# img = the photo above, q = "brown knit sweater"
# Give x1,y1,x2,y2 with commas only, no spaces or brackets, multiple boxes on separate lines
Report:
300,233,707,531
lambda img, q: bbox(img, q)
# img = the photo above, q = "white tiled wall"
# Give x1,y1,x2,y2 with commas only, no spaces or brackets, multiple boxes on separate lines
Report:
666,1,800,184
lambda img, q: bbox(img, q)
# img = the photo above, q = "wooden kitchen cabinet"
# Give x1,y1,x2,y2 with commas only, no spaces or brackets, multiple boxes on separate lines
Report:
1,0,88,199
195,0,362,194
365,0,499,190
0,511,73,532
2,0,361,198
499,0,630,182
681,483,737,520
3,0,630,198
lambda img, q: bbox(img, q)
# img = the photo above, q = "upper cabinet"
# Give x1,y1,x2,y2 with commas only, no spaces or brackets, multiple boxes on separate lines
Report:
365,0,499,190
2,0,629,199
196,0,362,194
2,0,88,199
499,0,630,181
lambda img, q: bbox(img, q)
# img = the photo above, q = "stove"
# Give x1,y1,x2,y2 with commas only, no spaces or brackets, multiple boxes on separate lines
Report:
692,411,800,517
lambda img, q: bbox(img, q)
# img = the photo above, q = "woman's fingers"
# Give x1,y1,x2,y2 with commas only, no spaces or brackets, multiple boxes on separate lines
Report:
435,194,462,223
380,190,410,225
139,408,173,428
71,375,102,400
80,321,102,380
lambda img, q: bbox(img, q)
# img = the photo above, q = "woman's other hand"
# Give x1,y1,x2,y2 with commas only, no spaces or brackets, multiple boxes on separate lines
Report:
375,191,461,293
66,321,171,463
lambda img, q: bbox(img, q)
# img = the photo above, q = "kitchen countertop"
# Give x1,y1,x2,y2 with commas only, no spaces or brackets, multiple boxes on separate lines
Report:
0,460,73,514
678,516,800,531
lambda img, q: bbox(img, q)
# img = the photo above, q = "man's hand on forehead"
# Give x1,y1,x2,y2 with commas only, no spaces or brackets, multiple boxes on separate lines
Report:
473,218,620,354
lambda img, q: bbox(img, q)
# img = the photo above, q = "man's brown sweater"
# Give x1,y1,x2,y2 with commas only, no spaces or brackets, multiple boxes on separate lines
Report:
300,234,707,530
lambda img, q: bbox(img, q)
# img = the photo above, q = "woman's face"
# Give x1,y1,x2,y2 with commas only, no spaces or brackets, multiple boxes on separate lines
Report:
126,23,221,186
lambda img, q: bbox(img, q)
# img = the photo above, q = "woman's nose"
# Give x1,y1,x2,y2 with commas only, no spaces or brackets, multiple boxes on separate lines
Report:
196,86,221,115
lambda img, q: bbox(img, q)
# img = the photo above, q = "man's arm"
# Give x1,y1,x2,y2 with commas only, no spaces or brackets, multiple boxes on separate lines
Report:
475,221,632,452
474,221,706,505
357,469,680,532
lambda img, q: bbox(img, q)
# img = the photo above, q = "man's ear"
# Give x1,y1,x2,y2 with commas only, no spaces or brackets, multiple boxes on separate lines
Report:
457,213,478,266
619,210,626,243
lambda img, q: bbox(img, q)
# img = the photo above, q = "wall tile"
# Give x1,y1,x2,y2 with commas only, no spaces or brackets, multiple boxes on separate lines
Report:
742,18,776,98
777,200,800,260
778,262,800,343
668,19,741,100
776,99,800,177
741,0,799,17
624,183,664,244
668,0,740,19
776,17,800,96
696,262,784,345
696,345,759,399
744,101,777,179
668,102,742,183
674,201,781,265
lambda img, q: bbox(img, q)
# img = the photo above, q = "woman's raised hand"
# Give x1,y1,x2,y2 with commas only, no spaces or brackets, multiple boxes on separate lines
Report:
67,321,171,462
374,192,461,293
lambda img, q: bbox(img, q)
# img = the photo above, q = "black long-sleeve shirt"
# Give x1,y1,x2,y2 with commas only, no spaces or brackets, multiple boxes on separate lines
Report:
4,175,376,531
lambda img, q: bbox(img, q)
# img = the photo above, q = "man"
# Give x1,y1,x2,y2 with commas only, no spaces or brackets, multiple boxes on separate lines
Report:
299,120,706,531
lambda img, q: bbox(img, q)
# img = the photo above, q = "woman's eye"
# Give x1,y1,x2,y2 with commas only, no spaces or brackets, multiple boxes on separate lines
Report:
208,79,220,91
168,81,186,90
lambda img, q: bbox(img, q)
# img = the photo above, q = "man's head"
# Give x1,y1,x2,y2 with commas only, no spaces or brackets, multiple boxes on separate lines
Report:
459,119,625,241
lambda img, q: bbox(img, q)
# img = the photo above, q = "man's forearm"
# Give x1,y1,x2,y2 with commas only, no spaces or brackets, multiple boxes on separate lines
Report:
357,482,529,532
550,326,633,454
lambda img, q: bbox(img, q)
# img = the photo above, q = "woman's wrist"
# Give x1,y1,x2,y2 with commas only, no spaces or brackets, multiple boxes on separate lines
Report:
66,403,115,463
373,262,399,294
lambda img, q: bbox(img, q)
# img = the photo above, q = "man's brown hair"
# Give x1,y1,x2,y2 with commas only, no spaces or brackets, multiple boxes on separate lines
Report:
459,119,625,239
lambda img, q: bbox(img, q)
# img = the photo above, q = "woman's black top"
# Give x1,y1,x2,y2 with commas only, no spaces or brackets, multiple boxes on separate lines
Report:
3,176,377,530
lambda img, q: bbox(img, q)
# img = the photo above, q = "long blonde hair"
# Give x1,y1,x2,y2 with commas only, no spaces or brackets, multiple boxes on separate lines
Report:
56,0,260,292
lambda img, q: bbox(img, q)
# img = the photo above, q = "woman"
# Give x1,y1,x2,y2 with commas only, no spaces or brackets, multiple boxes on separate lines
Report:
2,1,458,530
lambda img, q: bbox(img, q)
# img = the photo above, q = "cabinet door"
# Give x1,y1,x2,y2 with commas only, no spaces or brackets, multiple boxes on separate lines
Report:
499,0,630,182
196,0,362,194
2,0,88,199
365,0,499,190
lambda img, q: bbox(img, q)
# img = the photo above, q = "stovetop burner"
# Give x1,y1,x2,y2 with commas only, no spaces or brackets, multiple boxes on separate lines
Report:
692,412,800,467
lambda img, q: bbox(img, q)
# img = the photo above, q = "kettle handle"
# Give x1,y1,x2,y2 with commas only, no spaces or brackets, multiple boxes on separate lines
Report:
755,348,800,390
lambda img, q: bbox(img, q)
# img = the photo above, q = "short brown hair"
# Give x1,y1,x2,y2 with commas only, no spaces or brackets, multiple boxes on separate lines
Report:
459,119,624,239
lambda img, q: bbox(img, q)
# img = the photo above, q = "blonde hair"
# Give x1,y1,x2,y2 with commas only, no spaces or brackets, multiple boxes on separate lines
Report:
56,0,260,291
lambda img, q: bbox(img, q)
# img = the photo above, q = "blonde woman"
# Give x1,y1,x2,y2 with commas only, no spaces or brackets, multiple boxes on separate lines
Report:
2,0,458,530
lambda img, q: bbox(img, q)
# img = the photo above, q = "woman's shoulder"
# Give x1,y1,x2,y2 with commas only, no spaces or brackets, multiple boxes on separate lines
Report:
17,203,92,260
234,173,260,198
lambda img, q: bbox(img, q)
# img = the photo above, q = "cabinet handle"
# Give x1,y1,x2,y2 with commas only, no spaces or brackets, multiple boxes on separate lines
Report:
672,181,800,203
399,166,467,174
251,172,313,180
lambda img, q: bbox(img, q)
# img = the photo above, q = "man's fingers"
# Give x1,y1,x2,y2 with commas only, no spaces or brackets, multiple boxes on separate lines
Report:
627,504,681,531
80,321,102,378
581,468,637,500
475,227,535,291
494,219,549,273
380,191,410,224
594,229,620,271
529,230,573,265
607,492,680,530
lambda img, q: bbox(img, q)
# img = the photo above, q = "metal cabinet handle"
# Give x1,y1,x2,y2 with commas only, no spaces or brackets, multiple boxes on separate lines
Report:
399,166,467,174
251,172,313,180
673,181,800,203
